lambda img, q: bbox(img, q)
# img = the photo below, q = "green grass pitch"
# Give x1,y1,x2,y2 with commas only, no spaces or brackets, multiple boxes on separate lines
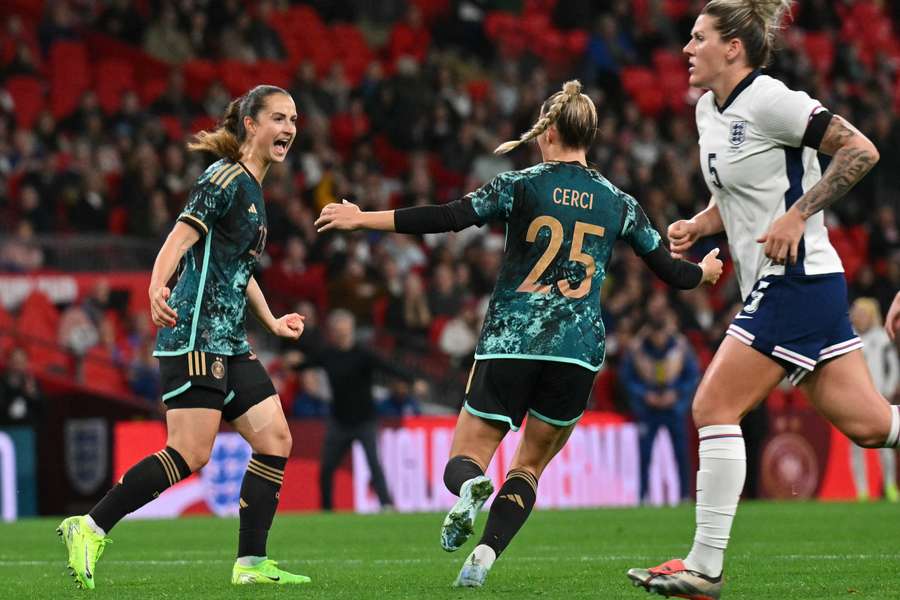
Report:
1,502,898,599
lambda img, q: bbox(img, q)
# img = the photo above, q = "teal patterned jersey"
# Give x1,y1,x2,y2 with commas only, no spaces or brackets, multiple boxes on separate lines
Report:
154,160,268,357
470,161,661,370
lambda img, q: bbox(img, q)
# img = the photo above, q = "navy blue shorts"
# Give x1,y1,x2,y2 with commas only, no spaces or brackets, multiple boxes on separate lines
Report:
725,274,862,385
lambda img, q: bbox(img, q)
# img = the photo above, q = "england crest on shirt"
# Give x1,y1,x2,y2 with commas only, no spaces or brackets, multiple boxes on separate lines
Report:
729,120,747,146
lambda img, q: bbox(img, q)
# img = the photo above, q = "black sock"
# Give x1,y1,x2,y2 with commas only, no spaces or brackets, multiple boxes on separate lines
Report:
478,469,538,557
443,455,485,496
238,454,287,558
89,447,191,533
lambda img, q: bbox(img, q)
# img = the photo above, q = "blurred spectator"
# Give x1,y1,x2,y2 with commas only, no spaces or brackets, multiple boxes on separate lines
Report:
385,272,432,351
0,347,43,426
377,380,424,418
296,310,425,511
428,263,463,317
264,236,328,315
849,298,899,502
438,298,481,369
0,221,44,272
620,299,699,502
143,6,193,64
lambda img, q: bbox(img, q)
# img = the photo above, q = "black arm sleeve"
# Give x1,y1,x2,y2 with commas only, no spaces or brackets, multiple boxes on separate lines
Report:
801,110,833,150
394,198,482,234
640,245,704,289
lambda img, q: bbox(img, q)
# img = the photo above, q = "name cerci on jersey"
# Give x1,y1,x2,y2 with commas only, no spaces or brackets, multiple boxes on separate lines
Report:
553,187,594,210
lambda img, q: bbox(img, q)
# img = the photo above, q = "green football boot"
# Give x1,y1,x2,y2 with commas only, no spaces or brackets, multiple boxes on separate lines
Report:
231,559,311,585
56,516,112,590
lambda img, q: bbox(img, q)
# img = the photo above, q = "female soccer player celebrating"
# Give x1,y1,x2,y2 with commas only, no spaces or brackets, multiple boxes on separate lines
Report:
316,79,723,588
627,2,896,598
58,85,311,588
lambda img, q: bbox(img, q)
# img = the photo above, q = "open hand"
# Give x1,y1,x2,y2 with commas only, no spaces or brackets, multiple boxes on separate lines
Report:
315,199,362,233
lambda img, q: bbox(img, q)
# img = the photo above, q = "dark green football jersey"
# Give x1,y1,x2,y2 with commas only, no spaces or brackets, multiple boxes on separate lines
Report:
469,161,661,370
154,160,268,357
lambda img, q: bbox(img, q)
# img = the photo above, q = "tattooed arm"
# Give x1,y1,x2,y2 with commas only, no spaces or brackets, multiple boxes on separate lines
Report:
794,115,880,218
758,115,879,265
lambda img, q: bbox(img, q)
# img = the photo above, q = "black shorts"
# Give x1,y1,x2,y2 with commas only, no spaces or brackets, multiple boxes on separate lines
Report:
463,359,596,431
159,351,276,422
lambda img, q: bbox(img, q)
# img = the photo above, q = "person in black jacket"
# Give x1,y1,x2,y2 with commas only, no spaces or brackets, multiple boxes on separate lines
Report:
299,309,425,511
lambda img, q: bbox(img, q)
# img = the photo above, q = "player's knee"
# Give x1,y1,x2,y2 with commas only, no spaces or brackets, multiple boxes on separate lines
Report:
847,423,886,449
179,445,212,472
275,426,293,455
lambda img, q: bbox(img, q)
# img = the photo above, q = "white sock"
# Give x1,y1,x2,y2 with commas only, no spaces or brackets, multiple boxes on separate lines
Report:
885,406,900,448
850,443,869,497
84,515,106,537
881,448,897,489
683,425,745,577
236,555,266,567
472,544,496,569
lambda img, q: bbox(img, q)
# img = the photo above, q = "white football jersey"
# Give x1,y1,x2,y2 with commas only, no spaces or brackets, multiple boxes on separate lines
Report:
696,72,843,300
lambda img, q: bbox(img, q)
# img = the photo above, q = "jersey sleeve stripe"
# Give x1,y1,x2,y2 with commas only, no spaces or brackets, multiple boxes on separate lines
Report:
210,163,240,185
178,213,209,235
219,167,243,189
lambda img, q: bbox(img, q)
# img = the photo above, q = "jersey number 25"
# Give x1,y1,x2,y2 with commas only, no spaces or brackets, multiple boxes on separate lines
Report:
517,216,604,299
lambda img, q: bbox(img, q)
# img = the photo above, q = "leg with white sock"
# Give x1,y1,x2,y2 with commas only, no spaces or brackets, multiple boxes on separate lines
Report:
683,425,746,577
850,443,870,500
880,448,898,501
627,336,787,598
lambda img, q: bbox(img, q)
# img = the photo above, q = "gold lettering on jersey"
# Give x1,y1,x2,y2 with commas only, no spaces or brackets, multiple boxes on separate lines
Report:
552,187,593,210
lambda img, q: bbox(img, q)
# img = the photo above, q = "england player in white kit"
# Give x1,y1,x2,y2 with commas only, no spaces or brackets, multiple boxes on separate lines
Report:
628,1,900,599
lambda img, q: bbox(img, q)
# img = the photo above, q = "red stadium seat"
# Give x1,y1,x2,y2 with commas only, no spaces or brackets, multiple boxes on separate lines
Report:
158,115,184,141
182,59,219,102
5,75,44,129
0,303,15,360
16,291,69,375
48,40,91,120
95,59,135,114
82,347,131,398
620,66,656,96
803,32,835,74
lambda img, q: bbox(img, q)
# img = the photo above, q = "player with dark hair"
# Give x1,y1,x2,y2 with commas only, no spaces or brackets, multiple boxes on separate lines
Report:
316,79,723,588
58,85,311,588
626,2,893,598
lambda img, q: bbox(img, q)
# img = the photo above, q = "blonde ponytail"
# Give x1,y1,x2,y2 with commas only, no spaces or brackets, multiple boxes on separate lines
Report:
702,0,793,68
495,80,590,154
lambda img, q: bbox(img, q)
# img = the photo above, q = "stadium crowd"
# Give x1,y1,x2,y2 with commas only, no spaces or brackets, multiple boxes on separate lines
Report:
1,0,899,417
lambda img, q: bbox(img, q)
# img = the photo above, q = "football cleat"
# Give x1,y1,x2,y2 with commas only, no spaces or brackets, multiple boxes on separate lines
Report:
452,550,490,588
231,559,311,585
627,559,722,600
440,475,494,552
57,516,112,590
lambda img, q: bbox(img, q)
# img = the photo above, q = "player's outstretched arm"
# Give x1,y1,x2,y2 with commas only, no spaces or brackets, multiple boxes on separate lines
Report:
315,200,396,232
149,222,200,328
639,246,722,289
316,198,483,235
668,197,724,259
246,276,304,340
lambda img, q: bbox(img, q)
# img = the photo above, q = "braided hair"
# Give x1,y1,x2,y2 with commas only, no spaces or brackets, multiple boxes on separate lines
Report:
495,80,597,154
